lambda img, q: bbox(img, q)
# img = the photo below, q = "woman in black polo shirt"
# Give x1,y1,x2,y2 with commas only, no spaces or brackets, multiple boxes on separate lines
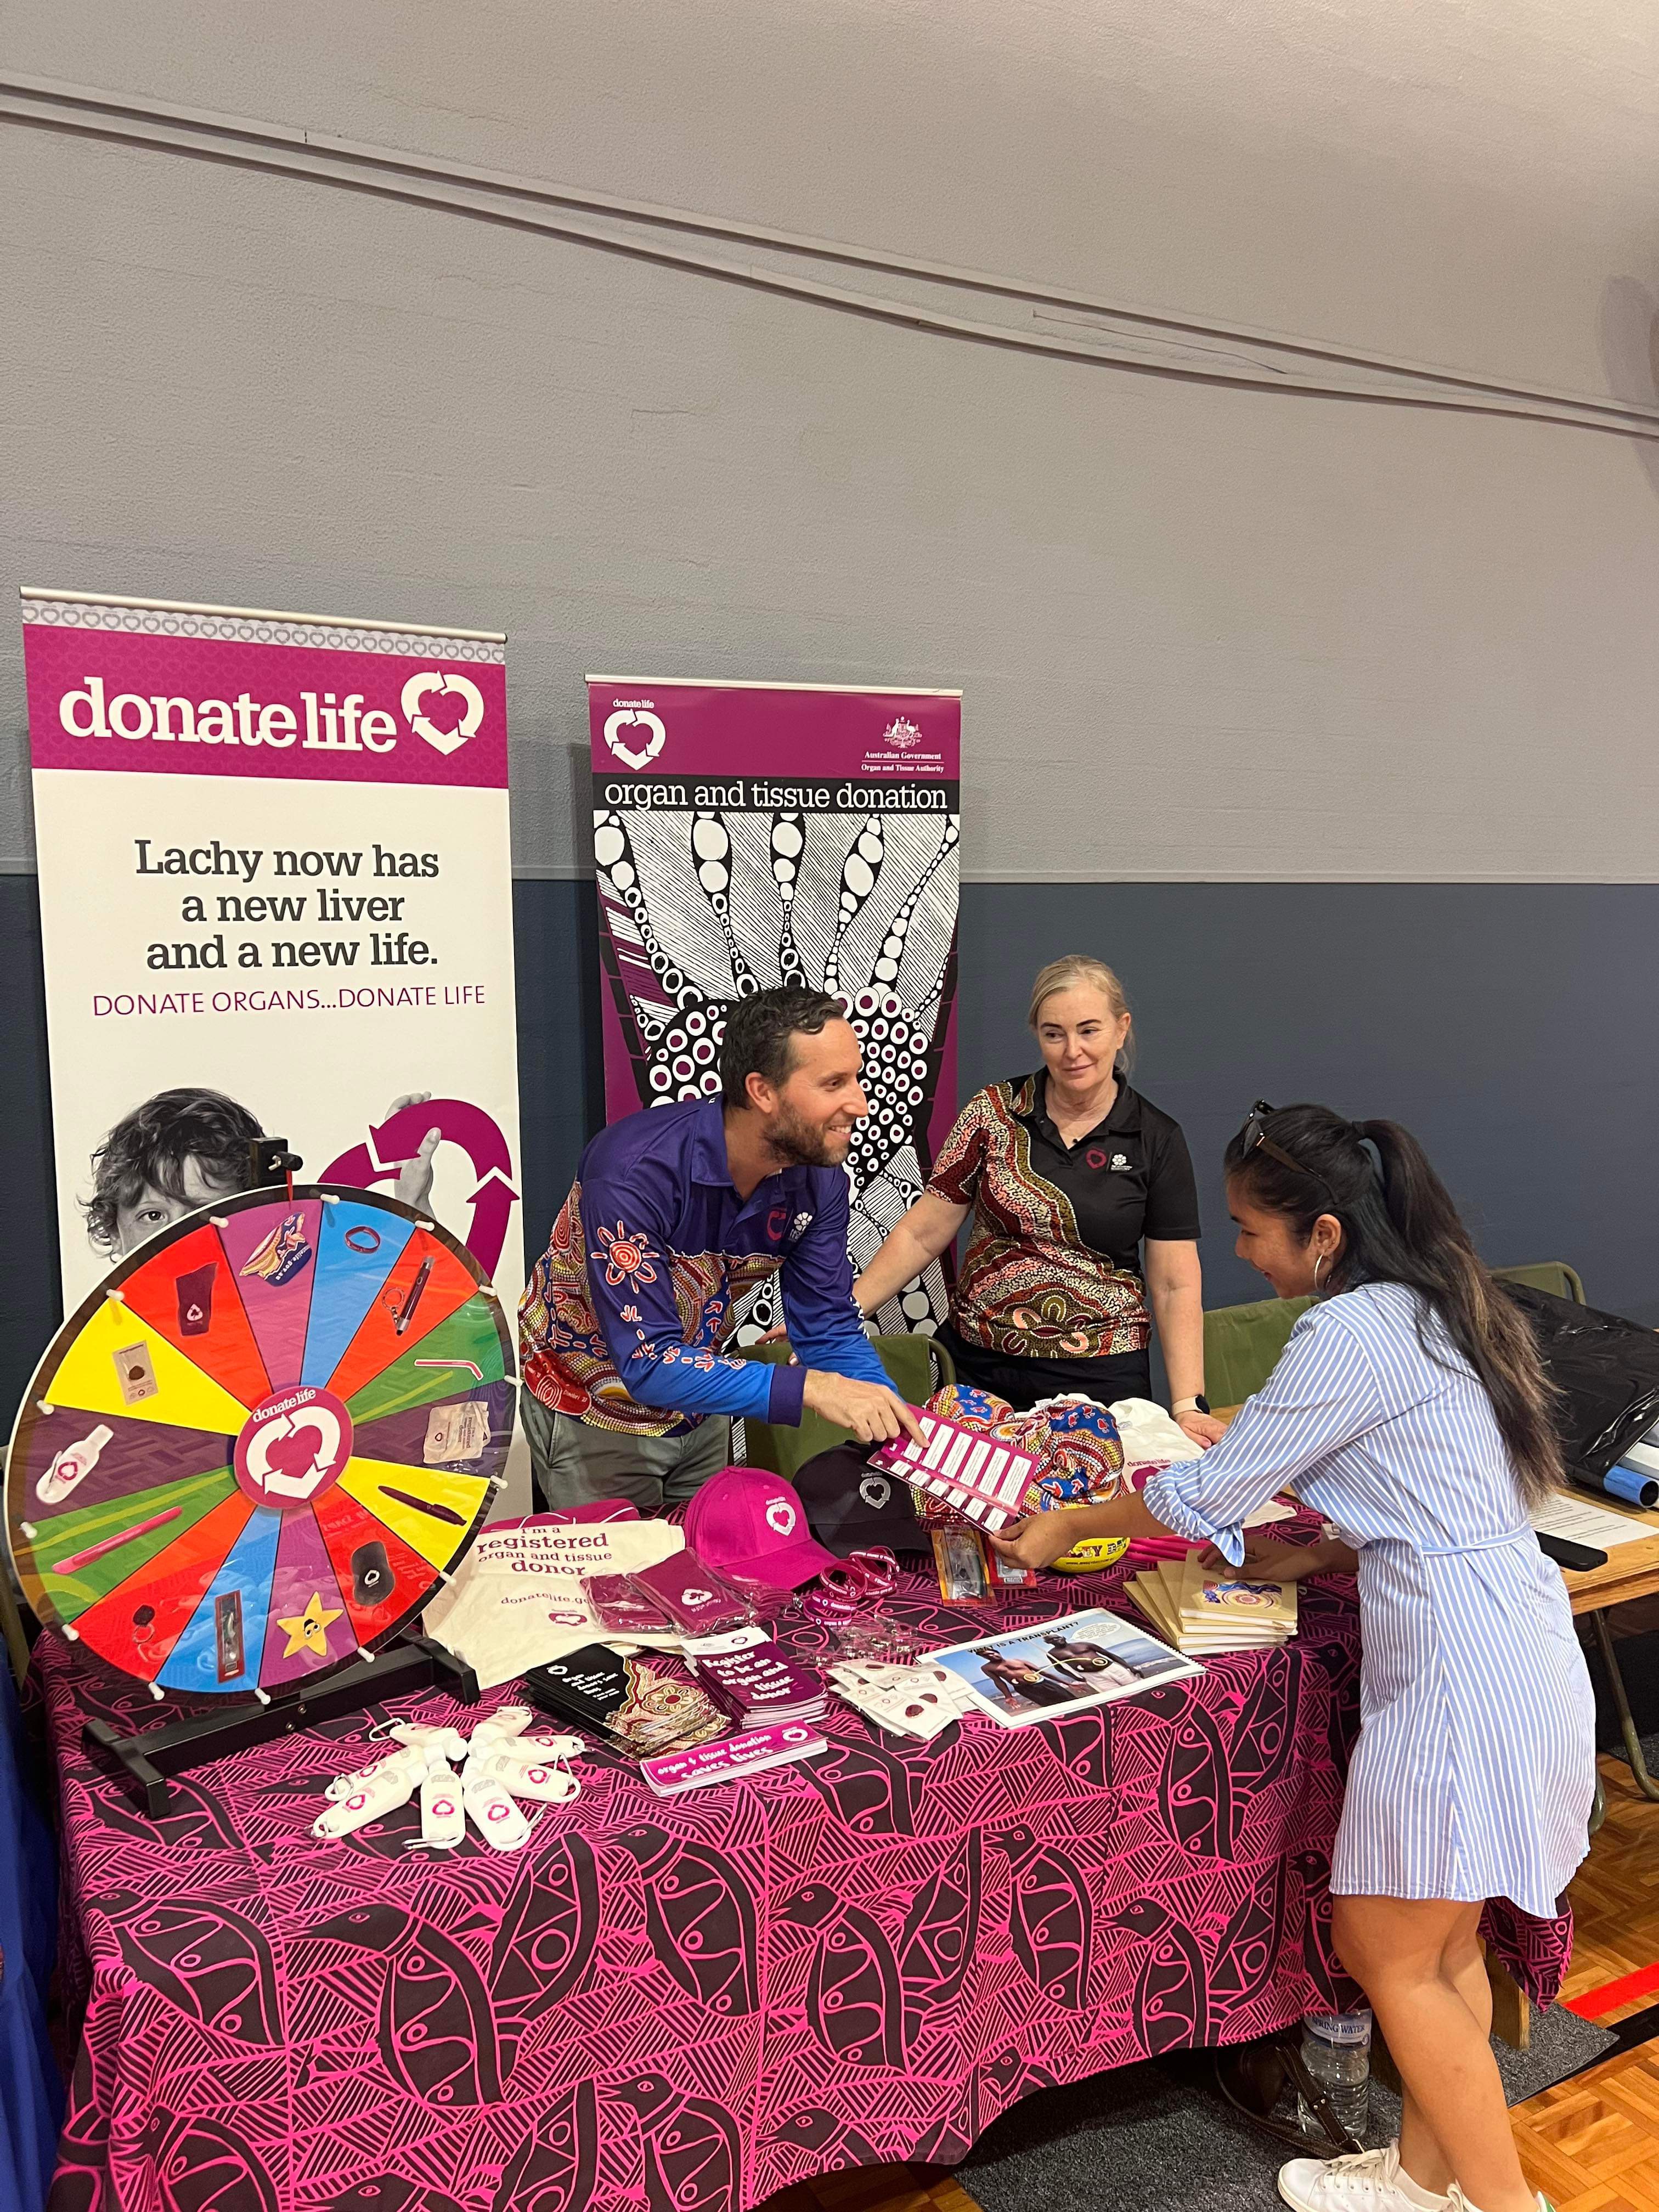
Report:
855,956,1223,1443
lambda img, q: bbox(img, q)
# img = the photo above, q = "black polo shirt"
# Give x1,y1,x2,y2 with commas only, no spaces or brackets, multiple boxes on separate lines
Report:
1015,1071,1201,1271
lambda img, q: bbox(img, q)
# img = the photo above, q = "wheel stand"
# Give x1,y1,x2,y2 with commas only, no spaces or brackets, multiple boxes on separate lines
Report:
82,1634,479,1817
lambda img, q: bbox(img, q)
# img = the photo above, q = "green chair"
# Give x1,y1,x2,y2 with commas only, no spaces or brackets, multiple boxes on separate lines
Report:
1491,1260,1586,1306
1203,1260,1587,1415
740,1332,957,1481
1203,1295,1313,1410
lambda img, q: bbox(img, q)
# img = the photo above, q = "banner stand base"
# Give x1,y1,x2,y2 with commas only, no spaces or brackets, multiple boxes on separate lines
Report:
82,1635,481,1815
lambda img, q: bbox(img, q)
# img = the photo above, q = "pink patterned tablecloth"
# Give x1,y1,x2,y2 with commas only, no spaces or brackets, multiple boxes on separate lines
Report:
37,1561,1571,2212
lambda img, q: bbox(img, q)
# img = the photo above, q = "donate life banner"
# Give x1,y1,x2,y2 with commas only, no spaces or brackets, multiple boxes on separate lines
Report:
587,675,961,1338
22,589,524,1316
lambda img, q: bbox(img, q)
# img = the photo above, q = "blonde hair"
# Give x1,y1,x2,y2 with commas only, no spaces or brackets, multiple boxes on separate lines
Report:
1026,956,1135,1069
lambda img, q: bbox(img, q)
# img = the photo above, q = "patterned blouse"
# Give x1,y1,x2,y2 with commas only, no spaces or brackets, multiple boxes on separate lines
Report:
926,1073,1201,1362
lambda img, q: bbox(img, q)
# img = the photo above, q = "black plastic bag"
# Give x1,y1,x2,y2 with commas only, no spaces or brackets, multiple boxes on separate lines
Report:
1214,2031,1365,2158
1499,1282,1659,1488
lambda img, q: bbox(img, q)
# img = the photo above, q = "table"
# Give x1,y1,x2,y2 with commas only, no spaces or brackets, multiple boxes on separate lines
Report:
38,1560,1571,2212
1555,1494,1659,1810
1560,1500,1659,1618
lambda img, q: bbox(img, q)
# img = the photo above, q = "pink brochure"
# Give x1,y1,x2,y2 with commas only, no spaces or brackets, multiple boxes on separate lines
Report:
642,1723,828,1795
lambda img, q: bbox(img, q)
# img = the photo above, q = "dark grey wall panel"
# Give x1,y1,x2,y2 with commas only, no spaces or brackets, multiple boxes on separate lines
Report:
958,883,1658,1325
2,875,1652,1430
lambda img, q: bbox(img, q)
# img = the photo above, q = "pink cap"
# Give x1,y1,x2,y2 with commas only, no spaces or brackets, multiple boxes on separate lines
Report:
682,1467,838,1589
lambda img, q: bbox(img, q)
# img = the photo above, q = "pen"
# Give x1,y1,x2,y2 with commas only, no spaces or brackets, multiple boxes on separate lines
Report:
54,1506,182,1573
381,1485,466,1527
396,1258,433,1335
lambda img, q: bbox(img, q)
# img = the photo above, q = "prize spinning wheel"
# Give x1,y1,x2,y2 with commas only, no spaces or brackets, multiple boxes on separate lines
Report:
5,1186,515,1700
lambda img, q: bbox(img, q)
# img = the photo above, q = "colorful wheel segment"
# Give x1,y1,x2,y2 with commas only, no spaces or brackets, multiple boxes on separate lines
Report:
4,1184,515,1700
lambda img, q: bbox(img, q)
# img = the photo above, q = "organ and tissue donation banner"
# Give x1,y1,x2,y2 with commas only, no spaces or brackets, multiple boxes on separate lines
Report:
587,676,961,1338
22,589,524,1314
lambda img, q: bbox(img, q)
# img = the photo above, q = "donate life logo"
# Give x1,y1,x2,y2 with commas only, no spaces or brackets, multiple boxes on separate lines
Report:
400,672,484,756
57,669,486,759
604,703,667,770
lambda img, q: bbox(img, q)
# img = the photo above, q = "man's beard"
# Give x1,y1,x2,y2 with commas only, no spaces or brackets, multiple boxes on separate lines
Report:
764,1104,851,1170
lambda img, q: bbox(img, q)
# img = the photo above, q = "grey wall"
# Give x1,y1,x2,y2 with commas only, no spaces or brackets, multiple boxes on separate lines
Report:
4,0,1659,885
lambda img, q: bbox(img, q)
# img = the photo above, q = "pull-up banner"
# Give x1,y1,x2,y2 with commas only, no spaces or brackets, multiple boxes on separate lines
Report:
22,589,524,1314
586,675,962,1338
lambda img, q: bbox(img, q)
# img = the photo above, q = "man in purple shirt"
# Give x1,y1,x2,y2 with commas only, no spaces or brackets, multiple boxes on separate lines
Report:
519,987,923,1511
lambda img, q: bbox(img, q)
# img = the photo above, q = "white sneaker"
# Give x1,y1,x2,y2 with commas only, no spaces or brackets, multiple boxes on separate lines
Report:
1279,2146,1450,2212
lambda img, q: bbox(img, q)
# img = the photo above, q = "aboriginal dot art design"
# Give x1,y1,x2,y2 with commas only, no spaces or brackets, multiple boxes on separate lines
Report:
7,1185,515,1696
38,1547,1571,2212
592,798,961,1342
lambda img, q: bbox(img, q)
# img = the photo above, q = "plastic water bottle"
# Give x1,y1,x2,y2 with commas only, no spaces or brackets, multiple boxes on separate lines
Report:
1297,2009,1372,2141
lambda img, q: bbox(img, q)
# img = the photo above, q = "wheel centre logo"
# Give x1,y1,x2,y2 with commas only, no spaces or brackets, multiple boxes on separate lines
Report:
234,1384,354,1509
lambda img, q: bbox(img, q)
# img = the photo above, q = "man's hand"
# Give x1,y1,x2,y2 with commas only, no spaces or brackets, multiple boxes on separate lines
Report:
1197,1532,1349,1582
385,1092,442,1213
987,1510,1094,1574
802,1370,924,1445
1174,1408,1228,1449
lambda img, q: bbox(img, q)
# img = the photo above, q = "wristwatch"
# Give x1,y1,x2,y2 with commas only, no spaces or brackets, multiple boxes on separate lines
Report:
1172,1395,1210,1417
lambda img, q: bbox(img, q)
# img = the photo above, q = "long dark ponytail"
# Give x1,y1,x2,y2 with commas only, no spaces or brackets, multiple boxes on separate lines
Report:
1224,1104,1561,1506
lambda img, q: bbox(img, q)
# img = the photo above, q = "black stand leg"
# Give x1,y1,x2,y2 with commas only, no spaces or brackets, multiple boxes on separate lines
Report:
82,1635,479,1815
1590,1610,1659,1805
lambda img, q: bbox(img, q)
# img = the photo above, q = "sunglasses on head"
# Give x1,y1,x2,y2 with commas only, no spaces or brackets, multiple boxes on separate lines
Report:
1236,1101,1339,1204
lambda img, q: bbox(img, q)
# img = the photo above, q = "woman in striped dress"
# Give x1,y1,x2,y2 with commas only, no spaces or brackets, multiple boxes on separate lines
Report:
991,1102,1595,2212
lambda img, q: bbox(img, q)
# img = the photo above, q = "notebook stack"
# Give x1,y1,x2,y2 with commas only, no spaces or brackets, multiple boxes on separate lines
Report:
1127,1550,1297,1655
690,1640,828,1729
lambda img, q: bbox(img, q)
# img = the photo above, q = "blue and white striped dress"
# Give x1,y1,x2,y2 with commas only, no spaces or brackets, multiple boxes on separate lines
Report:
1143,1280,1596,1921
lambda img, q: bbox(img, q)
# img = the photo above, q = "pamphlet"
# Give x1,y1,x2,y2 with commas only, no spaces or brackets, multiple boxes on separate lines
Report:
1531,1492,1652,1551
641,1723,828,1796
868,1410,1040,1531
927,1606,1201,1726
524,1646,727,1755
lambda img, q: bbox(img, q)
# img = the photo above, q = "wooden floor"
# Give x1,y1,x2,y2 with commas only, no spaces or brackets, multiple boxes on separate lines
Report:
1510,1753,1659,2212
766,1752,1659,2212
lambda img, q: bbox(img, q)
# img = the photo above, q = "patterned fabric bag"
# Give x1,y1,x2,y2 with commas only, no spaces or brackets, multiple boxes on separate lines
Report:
910,1385,1127,1528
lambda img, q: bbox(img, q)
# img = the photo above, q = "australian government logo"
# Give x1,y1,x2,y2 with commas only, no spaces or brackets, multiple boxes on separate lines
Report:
862,708,945,780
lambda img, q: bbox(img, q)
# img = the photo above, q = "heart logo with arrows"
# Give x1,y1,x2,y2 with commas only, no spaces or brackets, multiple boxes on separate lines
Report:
401,672,486,757
603,708,667,770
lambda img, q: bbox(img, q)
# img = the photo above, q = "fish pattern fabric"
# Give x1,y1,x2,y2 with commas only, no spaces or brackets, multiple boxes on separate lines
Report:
36,1548,1571,2212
